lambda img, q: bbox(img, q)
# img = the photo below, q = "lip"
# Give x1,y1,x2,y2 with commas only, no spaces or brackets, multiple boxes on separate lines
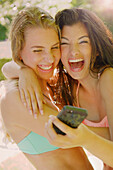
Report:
37,63,54,72
68,58,85,72
69,58,84,63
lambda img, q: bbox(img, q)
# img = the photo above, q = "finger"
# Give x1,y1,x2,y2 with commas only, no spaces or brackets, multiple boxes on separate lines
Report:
24,90,33,115
35,89,43,115
45,119,57,139
49,115,72,135
45,120,68,148
45,120,60,146
30,92,38,119
19,89,27,107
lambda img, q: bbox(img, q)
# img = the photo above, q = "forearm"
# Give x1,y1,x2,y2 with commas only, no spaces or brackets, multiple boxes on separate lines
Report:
88,126,110,140
83,127,113,167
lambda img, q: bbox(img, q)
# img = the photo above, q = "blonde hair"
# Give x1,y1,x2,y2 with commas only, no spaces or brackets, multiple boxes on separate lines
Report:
10,6,60,67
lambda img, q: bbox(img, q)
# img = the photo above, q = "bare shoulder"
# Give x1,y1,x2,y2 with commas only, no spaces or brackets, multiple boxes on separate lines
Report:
0,80,20,126
99,68,113,97
0,80,20,109
100,68,113,81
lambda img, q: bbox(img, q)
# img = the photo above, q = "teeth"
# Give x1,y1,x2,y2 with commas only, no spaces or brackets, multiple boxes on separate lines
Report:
38,65,52,70
69,58,84,63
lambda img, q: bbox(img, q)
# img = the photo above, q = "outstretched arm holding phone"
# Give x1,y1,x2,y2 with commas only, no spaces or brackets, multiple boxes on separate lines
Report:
45,114,113,167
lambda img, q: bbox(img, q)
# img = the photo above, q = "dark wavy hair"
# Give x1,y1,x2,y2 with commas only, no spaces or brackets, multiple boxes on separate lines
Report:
55,7,113,74
52,7,113,107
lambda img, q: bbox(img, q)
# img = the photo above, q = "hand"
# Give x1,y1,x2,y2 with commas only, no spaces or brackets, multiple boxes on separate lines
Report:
19,67,44,118
45,115,88,148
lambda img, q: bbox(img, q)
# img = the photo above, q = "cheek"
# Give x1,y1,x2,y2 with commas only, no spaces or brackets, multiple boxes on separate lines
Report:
53,50,61,63
61,46,69,58
61,48,67,63
61,55,67,67
23,55,36,68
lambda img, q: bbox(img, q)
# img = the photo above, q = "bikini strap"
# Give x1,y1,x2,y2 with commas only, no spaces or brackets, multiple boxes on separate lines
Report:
76,82,80,108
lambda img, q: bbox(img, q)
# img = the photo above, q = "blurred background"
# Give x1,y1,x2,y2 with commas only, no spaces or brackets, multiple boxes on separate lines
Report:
0,0,113,80
0,0,113,169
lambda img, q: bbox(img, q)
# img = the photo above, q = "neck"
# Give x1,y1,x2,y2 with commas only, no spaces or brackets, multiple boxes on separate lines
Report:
78,73,99,94
38,78,48,92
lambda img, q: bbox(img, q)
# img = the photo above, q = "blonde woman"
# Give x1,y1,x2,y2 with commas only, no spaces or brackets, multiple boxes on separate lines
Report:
0,7,93,170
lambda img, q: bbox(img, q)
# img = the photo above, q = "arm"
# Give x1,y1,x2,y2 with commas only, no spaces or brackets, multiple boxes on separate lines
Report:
100,68,113,140
45,115,113,167
0,82,58,138
45,68,113,167
2,60,44,115
2,60,20,79
87,126,110,140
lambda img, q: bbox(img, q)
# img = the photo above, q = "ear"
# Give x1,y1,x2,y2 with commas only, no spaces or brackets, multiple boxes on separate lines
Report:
19,55,23,61
19,51,23,61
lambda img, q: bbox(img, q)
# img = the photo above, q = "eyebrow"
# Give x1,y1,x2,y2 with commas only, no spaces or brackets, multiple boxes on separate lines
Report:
78,35,89,40
61,37,69,41
31,46,44,49
52,42,60,47
61,35,89,41
31,42,60,49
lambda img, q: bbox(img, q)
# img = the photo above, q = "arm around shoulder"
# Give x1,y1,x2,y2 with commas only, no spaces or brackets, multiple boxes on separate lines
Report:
0,83,58,137
2,60,20,79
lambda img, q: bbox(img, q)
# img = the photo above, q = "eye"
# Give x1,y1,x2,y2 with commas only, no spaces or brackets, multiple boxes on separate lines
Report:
79,40,88,44
51,45,60,50
33,49,43,53
51,46,59,50
60,42,69,46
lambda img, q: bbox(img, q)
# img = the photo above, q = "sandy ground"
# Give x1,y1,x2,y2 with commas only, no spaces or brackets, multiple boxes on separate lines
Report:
0,41,104,169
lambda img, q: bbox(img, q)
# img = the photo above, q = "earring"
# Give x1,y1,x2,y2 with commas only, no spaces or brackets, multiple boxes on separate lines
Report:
63,66,67,73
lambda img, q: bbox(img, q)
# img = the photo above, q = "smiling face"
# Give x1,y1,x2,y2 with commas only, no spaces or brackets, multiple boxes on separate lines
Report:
61,22,92,80
20,27,60,80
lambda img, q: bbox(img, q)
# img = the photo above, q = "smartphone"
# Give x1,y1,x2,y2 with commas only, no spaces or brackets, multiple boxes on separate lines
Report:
53,105,88,135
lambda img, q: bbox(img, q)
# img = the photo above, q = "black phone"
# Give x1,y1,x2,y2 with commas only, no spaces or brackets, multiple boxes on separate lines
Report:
53,105,88,135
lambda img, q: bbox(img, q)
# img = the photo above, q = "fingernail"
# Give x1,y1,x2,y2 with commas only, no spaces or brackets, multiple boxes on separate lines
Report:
40,110,43,115
49,115,55,120
29,110,32,115
48,119,52,124
34,113,37,119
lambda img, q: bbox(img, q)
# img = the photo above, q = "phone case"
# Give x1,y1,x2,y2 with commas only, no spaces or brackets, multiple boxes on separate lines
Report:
53,105,88,135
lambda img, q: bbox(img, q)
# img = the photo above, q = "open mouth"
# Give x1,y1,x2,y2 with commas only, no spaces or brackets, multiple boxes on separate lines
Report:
38,64,53,71
68,58,84,71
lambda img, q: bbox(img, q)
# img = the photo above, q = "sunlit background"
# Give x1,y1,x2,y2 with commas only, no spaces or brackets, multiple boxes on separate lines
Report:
0,0,113,41
0,0,113,80
0,0,113,169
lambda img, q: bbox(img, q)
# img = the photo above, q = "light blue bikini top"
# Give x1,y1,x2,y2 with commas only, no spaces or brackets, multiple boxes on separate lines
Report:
17,131,59,155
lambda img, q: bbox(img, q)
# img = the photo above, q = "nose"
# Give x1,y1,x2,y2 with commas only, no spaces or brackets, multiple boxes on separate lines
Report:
70,44,79,57
44,51,54,63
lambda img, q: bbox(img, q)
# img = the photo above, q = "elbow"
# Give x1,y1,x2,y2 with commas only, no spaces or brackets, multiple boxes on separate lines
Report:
2,63,9,79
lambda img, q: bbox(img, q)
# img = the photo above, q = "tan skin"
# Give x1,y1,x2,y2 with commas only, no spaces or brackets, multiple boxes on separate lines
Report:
45,23,113,169
60,22,107,122
1,26,93,170
2,22,112,169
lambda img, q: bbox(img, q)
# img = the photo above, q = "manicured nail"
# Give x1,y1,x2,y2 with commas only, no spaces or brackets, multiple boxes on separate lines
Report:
40,110,43,115
34,113,37,119
29,110,32,115
49,115,55,120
